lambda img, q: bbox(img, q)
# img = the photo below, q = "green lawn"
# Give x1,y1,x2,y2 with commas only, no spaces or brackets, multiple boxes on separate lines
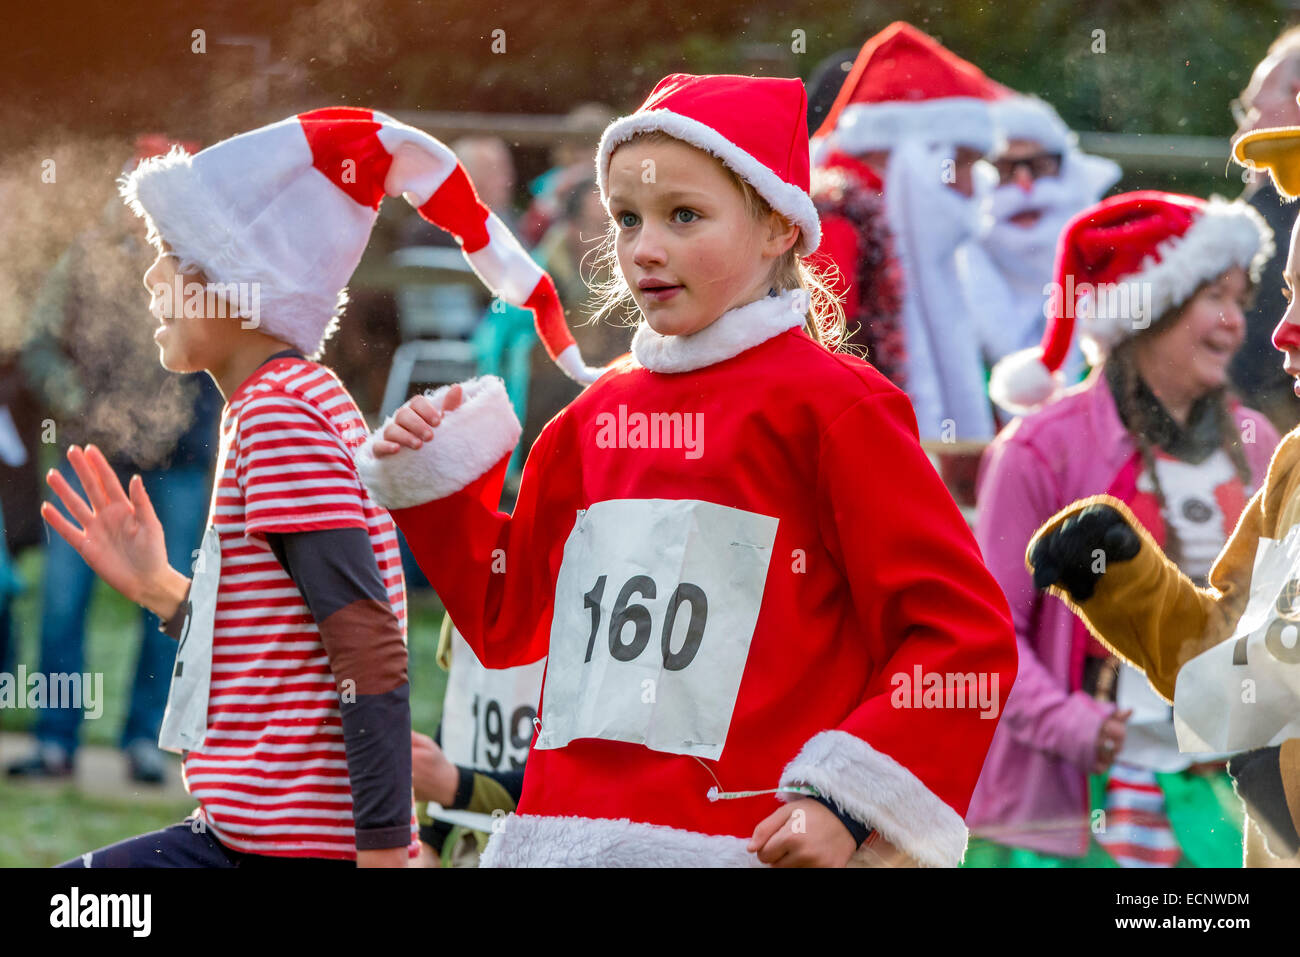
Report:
1,546,450,867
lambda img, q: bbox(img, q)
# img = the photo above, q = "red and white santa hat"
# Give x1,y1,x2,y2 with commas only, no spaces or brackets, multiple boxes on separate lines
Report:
595,73,821,254
989,190,1273,414
811,21,1004,165
120,107,602,383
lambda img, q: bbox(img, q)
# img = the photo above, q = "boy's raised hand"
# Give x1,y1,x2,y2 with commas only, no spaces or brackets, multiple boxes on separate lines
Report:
41,444,188,618
372,385,464,458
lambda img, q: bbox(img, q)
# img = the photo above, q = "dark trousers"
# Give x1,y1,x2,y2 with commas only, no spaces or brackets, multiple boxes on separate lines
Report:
58,820,357,868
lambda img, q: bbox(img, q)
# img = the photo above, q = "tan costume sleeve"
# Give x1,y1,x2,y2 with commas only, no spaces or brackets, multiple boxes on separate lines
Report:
1025,434,1300,702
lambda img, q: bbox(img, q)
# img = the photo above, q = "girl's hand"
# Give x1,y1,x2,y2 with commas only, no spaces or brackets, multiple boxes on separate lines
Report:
748,798,858,867
372,385,464,458
40,444,189,619
1093,707,1133,774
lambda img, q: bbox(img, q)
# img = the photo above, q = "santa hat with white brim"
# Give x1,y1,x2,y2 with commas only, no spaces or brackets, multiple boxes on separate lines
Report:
595,73,822,255
810,21,1004,165
121,107,603,383
989,190,1273,415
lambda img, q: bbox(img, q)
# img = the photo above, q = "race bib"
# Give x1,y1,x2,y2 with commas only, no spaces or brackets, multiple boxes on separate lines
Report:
1174,526,1300,753
158,526,221,754
535,498,778,761
440,625,545,772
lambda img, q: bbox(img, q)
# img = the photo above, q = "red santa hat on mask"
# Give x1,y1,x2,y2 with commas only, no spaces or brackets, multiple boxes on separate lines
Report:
595,73,822,254
120,107,602,383
989,190,1273,415
811,21,1004,165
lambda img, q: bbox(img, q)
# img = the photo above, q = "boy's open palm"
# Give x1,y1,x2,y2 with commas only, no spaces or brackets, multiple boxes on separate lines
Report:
41,444,173,607
372,384,464,457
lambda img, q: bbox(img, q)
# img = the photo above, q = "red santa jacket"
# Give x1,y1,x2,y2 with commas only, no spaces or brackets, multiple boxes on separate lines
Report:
357,290,1017,866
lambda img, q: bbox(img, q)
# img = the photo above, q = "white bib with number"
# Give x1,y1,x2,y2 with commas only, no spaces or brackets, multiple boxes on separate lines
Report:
440,626,545,773
535,498,778,761
158,526,221,754
1174,526,1300,753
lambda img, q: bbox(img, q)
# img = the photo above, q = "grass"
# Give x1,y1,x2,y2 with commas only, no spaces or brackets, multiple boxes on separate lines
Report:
0,785,196,868
2,545,451,866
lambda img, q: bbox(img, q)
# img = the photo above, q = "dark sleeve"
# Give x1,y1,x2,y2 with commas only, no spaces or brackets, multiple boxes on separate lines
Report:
265,527,411,851
808,794,873,849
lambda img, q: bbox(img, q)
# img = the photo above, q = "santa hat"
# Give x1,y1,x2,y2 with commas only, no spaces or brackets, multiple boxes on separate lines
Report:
989,190,1273,415
120,107,602,383
811,21,1003,164
595,73,821,254
987,90,1072,153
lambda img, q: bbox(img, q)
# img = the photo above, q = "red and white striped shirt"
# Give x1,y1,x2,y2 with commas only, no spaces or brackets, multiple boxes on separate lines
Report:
184,356,411,859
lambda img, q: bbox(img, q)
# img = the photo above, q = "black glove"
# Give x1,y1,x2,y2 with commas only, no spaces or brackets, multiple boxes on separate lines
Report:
1228,745,1300,858
1028,503,1141,602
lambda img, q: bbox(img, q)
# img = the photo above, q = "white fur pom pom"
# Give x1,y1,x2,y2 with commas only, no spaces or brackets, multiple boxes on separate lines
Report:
988,348,1062,417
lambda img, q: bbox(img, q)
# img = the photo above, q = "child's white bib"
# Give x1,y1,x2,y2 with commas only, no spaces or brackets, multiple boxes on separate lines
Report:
440,625,545,772
534,498,778,761
158,526,221,754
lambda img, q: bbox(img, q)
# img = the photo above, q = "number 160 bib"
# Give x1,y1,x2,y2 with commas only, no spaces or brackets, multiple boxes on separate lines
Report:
535,498,778,760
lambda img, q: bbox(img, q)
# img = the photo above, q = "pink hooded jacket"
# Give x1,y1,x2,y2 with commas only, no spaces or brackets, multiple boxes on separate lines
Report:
965,368,1278,857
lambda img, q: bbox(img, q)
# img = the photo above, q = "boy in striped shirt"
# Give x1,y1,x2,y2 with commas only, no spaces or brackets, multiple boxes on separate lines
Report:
41,108,595,867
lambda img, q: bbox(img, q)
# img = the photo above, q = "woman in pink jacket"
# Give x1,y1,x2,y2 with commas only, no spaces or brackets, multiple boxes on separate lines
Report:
965,191,1277,866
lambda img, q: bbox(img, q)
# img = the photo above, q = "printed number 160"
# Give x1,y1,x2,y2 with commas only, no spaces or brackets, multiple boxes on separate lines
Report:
582,574,709,672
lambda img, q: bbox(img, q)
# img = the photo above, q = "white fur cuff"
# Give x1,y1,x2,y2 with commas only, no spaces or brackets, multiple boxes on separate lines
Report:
355,375,521,511
779,729,968,868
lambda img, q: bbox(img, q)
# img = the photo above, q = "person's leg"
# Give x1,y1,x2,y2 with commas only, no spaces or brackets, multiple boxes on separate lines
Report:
22,458,99,763
57,819,235,868
119,466,211,755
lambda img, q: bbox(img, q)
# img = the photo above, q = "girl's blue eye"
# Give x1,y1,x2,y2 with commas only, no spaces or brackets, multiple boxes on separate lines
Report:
618,212,640,229
673,208,698,224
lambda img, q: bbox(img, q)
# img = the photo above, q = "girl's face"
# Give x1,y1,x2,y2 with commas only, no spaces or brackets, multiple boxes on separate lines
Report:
605,137,799,337
1273,217,1300,396
1138,266,1250,397
141,245,229,374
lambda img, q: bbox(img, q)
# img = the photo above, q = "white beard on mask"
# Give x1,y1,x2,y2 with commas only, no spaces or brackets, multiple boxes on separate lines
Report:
885,139,996,440
960,149,1121,385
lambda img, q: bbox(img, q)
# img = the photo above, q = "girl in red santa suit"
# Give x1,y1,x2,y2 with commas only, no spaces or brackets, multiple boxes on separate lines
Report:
356,73,1018,868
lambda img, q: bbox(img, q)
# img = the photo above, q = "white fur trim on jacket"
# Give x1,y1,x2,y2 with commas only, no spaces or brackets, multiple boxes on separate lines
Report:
596,110,821,254
779,729,968,868
830,98,1001,156
478,811,914,867
631,288,808,374
354,375,521,511
480,813,766,867
1079,198,1274,361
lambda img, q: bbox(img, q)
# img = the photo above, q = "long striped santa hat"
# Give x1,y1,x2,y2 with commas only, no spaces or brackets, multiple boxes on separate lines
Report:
120,107,602,383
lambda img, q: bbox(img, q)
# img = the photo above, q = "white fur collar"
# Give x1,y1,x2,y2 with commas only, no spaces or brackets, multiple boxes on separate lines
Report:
630,289,808,373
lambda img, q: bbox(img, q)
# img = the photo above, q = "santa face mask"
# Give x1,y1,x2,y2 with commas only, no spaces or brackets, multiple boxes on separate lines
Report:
981,150,1122,282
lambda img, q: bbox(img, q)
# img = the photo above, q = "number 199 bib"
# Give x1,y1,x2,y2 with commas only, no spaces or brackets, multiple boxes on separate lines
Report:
535,498,778,760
